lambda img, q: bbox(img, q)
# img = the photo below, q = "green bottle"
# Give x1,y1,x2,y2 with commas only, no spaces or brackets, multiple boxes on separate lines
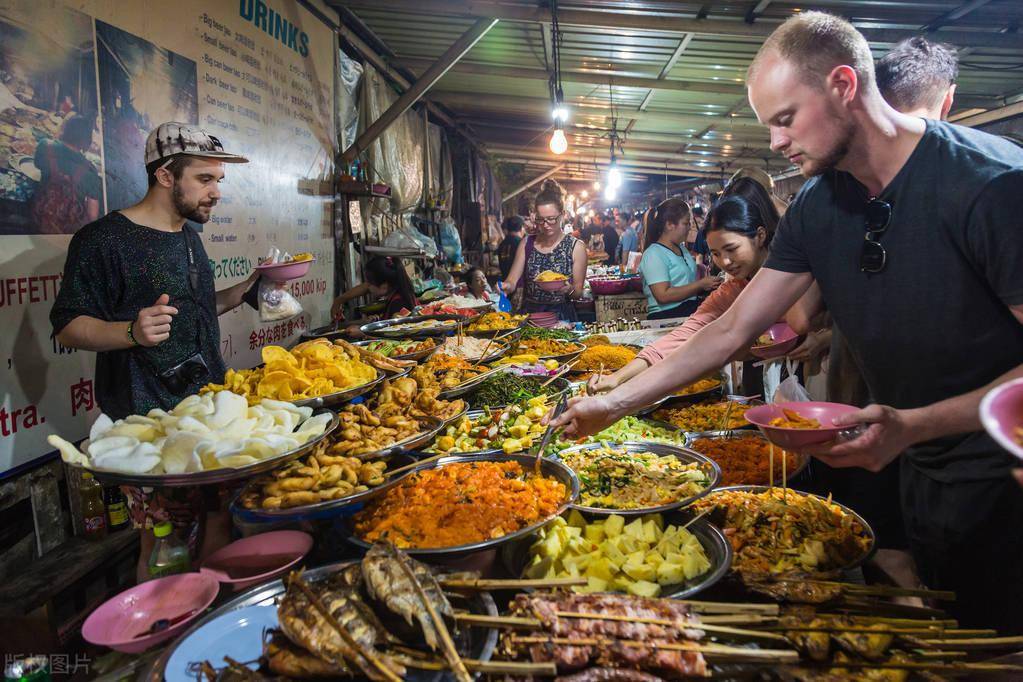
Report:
147,522,191,579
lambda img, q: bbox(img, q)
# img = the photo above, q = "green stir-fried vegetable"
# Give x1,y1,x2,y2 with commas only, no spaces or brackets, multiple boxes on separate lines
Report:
546,415,686,456
469,373,557,409
519,327,580,341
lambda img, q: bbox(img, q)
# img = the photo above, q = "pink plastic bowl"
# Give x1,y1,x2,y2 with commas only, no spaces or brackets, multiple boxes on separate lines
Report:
536,278,568,292
255,257,315,282
750,323,799,359
588,277,632,296
745,401,862,450
980,377,1023,461
200,530,312,591
82,572,219,653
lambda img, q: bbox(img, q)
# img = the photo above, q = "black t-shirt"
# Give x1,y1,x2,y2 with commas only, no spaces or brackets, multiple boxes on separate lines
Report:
51,212,225,419
497,234,521,279
601,226,619,265
766,120,1023,483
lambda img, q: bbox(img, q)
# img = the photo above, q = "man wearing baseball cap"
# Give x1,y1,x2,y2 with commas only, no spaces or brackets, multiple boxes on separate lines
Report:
51,122,254,578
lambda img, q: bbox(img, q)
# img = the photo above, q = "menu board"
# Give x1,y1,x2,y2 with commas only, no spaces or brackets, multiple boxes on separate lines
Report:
0,0,338,476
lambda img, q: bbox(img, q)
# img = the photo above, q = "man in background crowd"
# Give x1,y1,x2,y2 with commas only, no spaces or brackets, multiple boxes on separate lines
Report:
498,215,524,280
876,36,957,120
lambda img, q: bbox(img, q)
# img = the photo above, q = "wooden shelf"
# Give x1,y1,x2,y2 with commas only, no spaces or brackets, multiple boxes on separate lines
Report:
339,179,391,199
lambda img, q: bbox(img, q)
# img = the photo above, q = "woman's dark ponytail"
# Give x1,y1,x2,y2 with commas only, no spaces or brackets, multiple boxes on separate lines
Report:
643,197,691,250
364,256,417,308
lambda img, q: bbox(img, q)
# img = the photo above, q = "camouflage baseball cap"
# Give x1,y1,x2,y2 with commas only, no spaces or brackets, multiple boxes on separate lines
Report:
144,122,248,166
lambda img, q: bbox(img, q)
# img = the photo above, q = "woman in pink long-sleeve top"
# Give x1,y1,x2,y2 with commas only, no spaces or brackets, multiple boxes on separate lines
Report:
589,187,779,394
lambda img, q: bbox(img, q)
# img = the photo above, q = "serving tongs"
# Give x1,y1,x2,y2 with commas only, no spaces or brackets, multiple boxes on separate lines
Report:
531,393,569,473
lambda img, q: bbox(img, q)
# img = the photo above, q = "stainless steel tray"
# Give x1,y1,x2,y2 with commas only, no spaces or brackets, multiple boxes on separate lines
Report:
361,314,464,339
464,321,527,340
501,513,733,600
63,410,339,488
637,375,727,415
436,340,510,366
348,453,580,558
423,409,513,457
646,397,764,432
291,369,385,409
230,451,420,522
354,338,441,363
149,559,499,682
687,430,811,484
706,484,877,571
510,341,586,365
555,441,721,516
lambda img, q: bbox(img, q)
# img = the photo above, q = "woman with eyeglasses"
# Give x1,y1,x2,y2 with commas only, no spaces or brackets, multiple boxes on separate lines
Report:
590,189,779,394
501,179,587,321
639,198,722,321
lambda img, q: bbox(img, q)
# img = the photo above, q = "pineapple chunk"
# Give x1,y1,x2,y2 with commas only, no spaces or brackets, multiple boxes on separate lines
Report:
566,509,587,528
624,518,645,539
587,558,616,582
642,519,659,543
585,575,608,593
604,515,625,538
627,580,662,598
623,561,657,582
583,524,606,544
657,561,687,584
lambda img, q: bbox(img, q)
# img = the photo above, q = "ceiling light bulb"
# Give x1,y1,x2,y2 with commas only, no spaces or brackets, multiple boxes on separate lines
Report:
552,105,569,122
608,166,623,189
593,180,601,190
549,128,568,155
580,190,589,199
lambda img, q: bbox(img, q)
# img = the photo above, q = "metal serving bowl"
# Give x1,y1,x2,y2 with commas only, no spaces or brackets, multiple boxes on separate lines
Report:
353,338,441,363
347,452,580,558
704,484,877,571
63,410,339,488
291,369,385,409
501,510,733,600
554,441,721,516
436,365,509,400
149,559,499,682
360,314,464,339
466,376,573,412
687,429,811,486
230,450,420,522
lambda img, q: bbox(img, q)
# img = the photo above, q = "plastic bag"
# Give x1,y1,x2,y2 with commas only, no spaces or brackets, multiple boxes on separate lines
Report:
770,359,811,404
258,279,303,322
382,216,438,258
438,217,463,264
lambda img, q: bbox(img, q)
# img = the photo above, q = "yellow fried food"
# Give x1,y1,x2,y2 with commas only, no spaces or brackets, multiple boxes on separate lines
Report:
202,339,375,405
239,440,390,511
536,270,568,282
467,311,528,331
769,407,821,429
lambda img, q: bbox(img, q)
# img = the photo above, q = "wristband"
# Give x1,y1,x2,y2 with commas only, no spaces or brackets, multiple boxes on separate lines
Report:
127,321,139,347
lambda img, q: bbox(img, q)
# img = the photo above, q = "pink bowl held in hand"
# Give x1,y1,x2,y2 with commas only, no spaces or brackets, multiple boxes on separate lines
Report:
82,572,219,653
980,377,1023,461
199,530,312,591
750,323,799,360
255,257,315,282
745,401,862,450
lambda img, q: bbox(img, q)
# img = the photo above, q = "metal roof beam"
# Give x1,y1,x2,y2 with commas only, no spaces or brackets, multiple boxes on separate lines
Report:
339,0,1023,50
923,0,995,32
397,58,745,97
503,163,565,202
341,18,498,165
642,33,695,112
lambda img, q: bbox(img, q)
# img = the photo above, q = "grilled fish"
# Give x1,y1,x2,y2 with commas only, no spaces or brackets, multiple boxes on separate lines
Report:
277,572,405,681
265,630,350,678
361,543,455,651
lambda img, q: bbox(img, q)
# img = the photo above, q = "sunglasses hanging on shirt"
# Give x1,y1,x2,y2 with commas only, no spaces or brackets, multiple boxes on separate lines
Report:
859,198,892,273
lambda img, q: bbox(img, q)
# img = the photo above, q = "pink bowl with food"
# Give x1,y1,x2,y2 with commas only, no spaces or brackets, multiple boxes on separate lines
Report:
745,401,862,450
980,377,1023,461
750,323,799,359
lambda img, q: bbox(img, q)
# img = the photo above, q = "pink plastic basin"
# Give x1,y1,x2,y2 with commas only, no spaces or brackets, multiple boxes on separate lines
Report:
980,377,1023,461
199,530,312,591
82,572,219,653
255,257,315,281
536,278,568,292
745,401,862,450
750,322,799,360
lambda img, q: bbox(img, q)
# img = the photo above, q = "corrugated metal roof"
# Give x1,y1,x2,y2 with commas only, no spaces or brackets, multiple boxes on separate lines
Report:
334,0,1023,189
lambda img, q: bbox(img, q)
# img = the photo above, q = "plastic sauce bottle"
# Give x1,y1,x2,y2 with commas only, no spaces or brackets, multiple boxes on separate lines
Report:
147,522,191,579
80,473,107,541
104,486,129,531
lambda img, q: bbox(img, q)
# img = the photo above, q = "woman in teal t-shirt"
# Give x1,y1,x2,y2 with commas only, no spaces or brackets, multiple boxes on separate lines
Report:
639,198,721,320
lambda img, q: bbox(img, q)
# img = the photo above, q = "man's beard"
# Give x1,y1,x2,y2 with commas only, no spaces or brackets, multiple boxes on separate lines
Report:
798,115,855,178
172,183,215,223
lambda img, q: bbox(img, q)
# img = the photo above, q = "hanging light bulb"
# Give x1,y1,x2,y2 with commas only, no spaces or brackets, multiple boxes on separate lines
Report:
608,164,623,189
551,104,569,122
604,185,617,201
580,189,589,199
549,123,568,155
593,179,601,190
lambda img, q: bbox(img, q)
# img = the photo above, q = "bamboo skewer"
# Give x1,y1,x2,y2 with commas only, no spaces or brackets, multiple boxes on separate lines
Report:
439,576,587,590
552,611,789,643
454,613,542,629
390,548,472,682
796,660,1023,673
540,359,579,387
288,573,403,682
505,635,800,663
397,657,558,676
681,507,712,531
383,452,444,479
920,635,1023,649
678,599,780,615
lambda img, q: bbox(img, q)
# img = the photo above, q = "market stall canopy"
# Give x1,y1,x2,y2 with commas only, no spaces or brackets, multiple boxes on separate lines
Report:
333,0,1023,192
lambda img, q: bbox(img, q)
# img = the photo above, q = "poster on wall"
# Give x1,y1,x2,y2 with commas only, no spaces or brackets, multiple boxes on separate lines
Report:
0,0,337,477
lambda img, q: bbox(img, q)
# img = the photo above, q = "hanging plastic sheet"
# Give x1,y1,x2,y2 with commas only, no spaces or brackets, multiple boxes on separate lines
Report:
358,66,424,233
428,122,453,211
